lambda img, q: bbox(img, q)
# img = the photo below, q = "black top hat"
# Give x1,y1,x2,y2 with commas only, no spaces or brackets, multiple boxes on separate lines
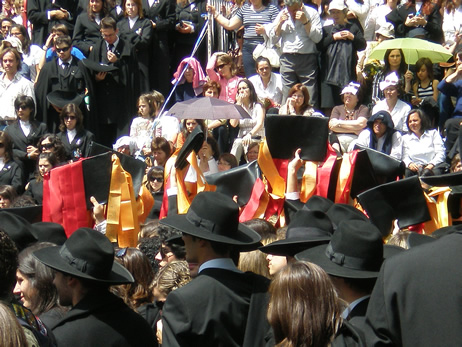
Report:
0,211,37,251
175,126,205,170
420,171,462,187
357,176,431,237
31,222,67,245
205,160,261,207
160,191,261,246
81,59,119,72
46,90,84,109
326,203,369,230
295,220,383,279
33,228,134,284
259,210,333,256
265,116,329,161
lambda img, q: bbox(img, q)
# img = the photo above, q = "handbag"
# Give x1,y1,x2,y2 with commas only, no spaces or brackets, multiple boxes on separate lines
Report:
252,37,281,68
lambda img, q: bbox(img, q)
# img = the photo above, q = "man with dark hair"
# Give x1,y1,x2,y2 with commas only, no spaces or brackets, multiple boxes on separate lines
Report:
155,225,186,267
0,229,52,346
35,35,87,132
33,227,156,346
160,191,274,346
86,16,139,146
0,18,14,40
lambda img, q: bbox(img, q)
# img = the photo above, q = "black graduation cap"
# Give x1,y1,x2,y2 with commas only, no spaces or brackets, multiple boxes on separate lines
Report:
349,149,378,198
47,90,84,108
175,126,204,170
357,176,431,237
265,116,329,161
81,59,119,72
354,144,405,181
205,160,261,207
2,205,42,223
86,143,147,208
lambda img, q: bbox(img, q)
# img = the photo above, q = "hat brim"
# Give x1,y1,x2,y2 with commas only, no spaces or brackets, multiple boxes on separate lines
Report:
81,59,119,72
160,214,261,247
33,246,134,284
259,236,331,256
295,244,380,278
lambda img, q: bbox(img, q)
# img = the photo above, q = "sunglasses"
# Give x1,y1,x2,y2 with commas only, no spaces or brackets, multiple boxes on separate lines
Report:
116,247,128,257
149,176,163,182
41,143,54,150
64,116,76,120
216,64,227,69
56,46,70,53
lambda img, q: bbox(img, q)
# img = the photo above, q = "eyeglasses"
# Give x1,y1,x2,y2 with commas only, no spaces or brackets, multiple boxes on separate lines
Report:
56,46,70,53
64,116,76,120
149,176,163,182
216,64,227,69
0,143,4,148
41,143,54,150
116,247,128,257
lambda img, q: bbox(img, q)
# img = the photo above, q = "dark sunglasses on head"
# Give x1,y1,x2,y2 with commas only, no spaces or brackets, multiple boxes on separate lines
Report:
149,176,163,182
64,116,76,120
41,143,54,150
56,46,70,53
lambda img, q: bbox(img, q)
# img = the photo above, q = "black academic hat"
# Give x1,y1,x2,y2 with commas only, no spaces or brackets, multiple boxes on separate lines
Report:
349,149,378,198
0,211,38,251
205,160,261,207
419,171,462,187
175,126,204,170
295,220,383,279
431,224,462,239
407,232,435,248
264,116,329,161
1,205,42,223
326,203,370,230
46,90,84,109
81,59,119,73
87,144,147,206
259,210,333,256
354,144,405,180
357,176,431,237
160,192,261,247
31,222,67,245
304,195,334,213
34,227,134,284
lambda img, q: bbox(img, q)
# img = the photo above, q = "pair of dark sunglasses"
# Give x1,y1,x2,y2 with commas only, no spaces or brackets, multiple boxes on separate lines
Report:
41,143,54,150
56,46,70,53
149,176,163,182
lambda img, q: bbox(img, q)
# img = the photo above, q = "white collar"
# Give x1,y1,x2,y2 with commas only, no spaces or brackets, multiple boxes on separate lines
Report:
198,258,243,274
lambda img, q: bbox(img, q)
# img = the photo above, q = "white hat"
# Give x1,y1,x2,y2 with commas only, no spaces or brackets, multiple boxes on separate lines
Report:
341,82,360,95
113,136,137,155
376,23,395,39
379,72,400,91
2,36,23,53
329,0,347,12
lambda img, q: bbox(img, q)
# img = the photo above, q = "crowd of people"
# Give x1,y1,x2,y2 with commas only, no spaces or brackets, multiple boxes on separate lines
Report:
1,0,462,345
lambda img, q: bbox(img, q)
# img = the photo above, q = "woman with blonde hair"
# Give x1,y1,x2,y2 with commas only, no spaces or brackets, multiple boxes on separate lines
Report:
0,301,28,347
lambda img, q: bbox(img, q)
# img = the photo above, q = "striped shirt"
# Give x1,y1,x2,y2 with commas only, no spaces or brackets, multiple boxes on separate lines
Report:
235,3,279,41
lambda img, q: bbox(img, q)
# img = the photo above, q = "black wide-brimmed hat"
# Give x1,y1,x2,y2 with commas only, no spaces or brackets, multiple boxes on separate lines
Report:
259,210,333,256
46,90,84,109
0,211,38,251
295,220,383,279
160,191,261,246
326,203,369,230
81,59,119,72
31,222,67,245
33,227,134,284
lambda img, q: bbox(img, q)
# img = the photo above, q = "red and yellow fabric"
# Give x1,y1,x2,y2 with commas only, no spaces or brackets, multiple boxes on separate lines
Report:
316,144,340,198
335,150,359,204
424,186,452,234
106,155,139,247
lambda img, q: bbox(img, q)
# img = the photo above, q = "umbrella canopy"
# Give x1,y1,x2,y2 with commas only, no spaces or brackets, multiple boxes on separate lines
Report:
369,38,452,64
168,97,251,120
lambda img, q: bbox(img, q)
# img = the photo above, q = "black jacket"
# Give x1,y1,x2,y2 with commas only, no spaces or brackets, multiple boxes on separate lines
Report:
73,13,102,57
57,128,94,161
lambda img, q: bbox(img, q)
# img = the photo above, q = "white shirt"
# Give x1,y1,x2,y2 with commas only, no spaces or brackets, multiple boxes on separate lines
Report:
0,157,4,171
67,128,77,144
248,72,283,105
129,16,139,29
372,99,411,133
402,129,446,167
345,0,370,31
443,6,462,46
364,4,394,41
153,112,180,143
19,120,31,137
356,128,403,160
270,5,322,54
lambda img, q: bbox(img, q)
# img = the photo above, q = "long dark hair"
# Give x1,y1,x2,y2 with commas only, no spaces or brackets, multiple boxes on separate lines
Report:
384,48,408,76
14,95,36,121
17,242,62,316
10,24,31,55
59,103,84,133
0,131,14,162
88,0,109,20
236,79,260,109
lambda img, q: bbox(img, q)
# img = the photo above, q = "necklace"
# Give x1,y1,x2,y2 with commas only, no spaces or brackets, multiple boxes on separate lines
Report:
344,105,355,120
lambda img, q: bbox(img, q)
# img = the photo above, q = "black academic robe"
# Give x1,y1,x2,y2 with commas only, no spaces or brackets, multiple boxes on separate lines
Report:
4,120,48,179
142,0,176,95
117,17,153,93
35,57,88,133
27,0,78,46
50,291,156,347
362,230,462,346
0,159,25,193
88,37,139,137
57,128,95,161
25,178,43,204
73,13,102,57
162,267,274,347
